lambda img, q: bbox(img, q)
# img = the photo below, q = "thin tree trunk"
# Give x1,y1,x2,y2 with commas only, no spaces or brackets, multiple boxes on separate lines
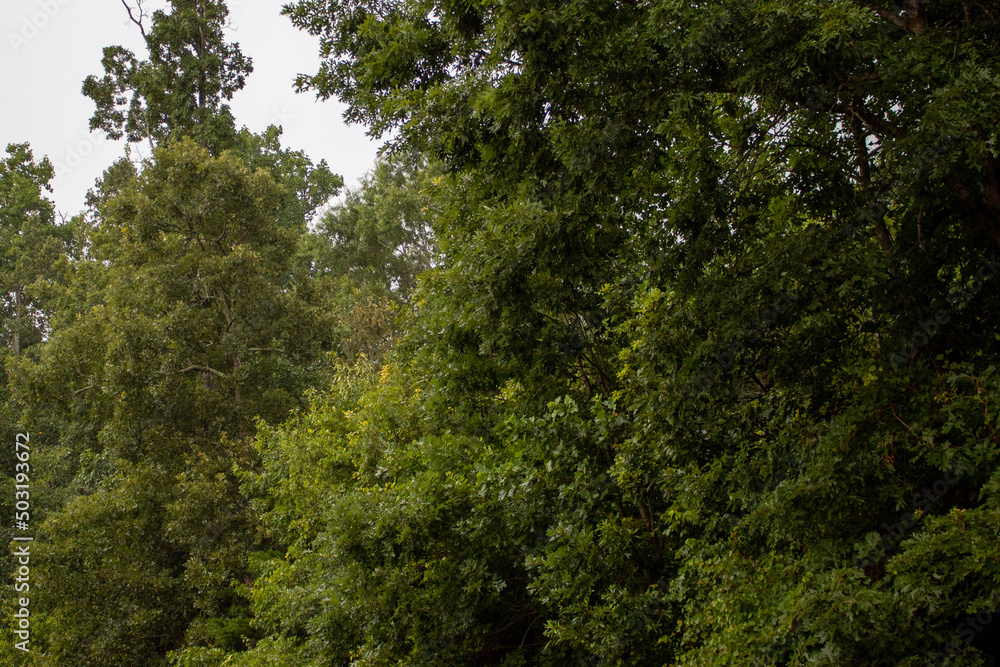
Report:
13,285,22,355
851,112,893,260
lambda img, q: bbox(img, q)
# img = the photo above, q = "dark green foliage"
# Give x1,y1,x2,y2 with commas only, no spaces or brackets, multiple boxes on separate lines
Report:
231,0,1000,664
8,0,1000,665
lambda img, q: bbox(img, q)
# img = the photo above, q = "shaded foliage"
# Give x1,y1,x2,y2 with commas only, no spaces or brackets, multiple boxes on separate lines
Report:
7,0,1000,665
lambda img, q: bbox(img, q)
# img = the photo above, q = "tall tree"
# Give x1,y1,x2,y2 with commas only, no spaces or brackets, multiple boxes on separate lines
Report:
14,137,339,665
9,3,343,664
83,0,252,152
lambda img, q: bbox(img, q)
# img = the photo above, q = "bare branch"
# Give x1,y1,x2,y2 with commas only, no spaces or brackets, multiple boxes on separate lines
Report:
121,0,147,38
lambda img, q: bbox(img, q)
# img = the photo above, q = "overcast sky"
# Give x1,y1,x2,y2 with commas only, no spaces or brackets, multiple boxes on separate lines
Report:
0,0,381,218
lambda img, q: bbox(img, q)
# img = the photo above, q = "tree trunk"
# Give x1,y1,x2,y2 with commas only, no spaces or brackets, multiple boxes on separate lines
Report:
13,284,22,355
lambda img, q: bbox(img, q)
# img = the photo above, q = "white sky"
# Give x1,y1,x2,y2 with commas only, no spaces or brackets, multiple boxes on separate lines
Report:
0,0,381,218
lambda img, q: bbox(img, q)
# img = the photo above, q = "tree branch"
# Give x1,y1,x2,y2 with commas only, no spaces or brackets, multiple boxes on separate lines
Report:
843,100,904,141
121,0,147,38
178,365,228,379
856,0,929,35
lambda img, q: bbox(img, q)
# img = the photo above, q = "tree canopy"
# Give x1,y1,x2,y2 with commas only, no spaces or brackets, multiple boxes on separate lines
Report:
83,0,252,152
5,0,1000,665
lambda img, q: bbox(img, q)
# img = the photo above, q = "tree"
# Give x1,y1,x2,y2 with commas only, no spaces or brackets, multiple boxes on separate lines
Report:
249,0,1000,663
0,147,78,633
83,0,253,152
7,2,354,663
296,151,441,363
0,143,72,355
316,150,440,299
12,137,341,665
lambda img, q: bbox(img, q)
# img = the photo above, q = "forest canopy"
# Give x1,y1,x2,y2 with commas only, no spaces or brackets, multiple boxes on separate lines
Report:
3,0,1000,665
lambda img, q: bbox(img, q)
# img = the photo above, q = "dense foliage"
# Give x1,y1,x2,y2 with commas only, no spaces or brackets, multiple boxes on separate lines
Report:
83,0,252,152
4,0,1000,665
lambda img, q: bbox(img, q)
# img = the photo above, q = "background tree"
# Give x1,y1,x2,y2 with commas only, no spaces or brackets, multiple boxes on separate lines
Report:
1,142,79,665
301,150,441,362
316,151,440,297
0,143,72,355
